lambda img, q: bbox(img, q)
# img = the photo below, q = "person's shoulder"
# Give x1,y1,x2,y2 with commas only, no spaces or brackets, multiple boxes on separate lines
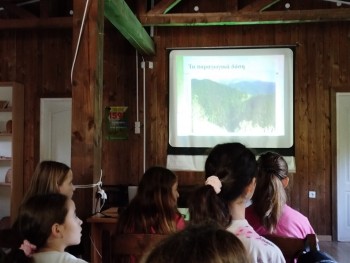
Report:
278,205,315,236
59,252,88,263
243,235,286,263
175,213,186,230
33,251,88,263
283,205,312,223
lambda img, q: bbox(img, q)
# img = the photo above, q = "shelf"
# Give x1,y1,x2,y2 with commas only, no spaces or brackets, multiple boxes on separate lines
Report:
0,158,12,161
0,82,24,220
0,107,12,113
0,133,12,137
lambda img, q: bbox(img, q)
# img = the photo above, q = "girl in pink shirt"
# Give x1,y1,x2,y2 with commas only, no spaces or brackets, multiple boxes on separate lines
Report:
246,152,315,238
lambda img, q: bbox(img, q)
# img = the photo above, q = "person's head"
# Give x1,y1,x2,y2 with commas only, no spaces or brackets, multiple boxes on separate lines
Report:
116,166,180,234
22,161,75,204
189,142,257,228
141,223,249,263
251,151,289,233
137,166,179,208
16,193,83,251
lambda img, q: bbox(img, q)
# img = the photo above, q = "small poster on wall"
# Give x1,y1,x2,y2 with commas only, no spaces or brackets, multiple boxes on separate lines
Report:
105,106,128,140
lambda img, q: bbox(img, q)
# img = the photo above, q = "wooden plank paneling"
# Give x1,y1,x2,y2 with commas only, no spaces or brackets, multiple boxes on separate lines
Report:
102,22,141,185
40,29,72,96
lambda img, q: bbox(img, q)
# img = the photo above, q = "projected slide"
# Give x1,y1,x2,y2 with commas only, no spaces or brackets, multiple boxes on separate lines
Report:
169,48,294,149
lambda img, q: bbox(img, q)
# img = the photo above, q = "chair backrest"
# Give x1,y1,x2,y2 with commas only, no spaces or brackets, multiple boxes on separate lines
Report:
263,234,318,263
102,230,169,263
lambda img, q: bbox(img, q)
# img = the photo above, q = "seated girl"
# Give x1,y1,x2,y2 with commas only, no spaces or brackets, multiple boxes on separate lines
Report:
116,166,185,234
246,152,315,238
8,193,87,263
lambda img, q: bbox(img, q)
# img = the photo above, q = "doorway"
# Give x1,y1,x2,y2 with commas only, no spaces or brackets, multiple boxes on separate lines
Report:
336,92,350,241
40,98,72,166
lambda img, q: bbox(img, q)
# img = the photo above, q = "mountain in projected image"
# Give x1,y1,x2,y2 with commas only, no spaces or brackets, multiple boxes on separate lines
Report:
191,78,276,134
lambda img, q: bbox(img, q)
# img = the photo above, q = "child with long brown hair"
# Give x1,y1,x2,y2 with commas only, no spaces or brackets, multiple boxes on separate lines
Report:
6,193,86,263
115,166,185,234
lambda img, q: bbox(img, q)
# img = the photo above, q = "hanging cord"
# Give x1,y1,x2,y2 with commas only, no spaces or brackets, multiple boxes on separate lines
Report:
70,0,91,85
75,170,107,213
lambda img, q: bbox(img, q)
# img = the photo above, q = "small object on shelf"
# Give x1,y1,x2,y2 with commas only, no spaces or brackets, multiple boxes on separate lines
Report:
6,120,12,133
0,100,9,109
5,168,12,184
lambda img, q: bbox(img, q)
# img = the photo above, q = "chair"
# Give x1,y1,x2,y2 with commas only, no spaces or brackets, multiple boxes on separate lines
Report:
101,230,169,263
263,233,318,263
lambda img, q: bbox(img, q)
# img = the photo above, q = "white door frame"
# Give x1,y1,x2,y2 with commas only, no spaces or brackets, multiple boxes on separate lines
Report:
334,92,350,241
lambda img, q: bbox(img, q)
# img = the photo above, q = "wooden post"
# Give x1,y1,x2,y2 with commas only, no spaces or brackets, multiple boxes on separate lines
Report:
71,0,104,220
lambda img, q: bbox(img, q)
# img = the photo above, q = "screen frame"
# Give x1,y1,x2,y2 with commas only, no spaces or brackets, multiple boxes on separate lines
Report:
167,45,295,157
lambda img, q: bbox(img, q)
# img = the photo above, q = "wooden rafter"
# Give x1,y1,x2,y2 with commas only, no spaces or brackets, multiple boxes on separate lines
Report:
139,8,350,26
105,0,155,55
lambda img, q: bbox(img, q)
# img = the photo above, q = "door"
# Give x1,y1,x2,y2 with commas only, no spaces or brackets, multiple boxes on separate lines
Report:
40,98,72,166
336,92,350,241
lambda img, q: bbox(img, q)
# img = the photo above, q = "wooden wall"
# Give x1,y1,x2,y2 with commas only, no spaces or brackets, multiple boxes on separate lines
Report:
1,19,350,239
143,23,350,237
103,22,350,237
0,28,72,191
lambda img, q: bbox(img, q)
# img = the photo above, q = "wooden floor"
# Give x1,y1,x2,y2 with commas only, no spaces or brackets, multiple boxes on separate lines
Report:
319,241,350,263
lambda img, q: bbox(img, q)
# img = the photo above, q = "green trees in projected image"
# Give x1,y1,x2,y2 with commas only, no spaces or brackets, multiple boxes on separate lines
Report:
191,79,276,134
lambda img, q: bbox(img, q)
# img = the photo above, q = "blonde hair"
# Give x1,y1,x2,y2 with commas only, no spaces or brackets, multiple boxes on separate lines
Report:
22,161,71,204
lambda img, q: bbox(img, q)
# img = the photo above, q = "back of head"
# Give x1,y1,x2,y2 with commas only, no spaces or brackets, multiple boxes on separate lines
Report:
137,166,177,207
189,143,257,227
141,223,249,263
205,142,257,201
16,193,68,249
252,152,288,232
116,166,179,234
22,161,70,204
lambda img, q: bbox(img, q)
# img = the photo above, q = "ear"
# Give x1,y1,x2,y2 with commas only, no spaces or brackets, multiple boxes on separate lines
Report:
245,177,256,199
281,177,289,188
51,223,62,238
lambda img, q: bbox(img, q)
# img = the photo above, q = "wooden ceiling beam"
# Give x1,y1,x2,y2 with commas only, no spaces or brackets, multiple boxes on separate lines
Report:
139,8,350,26
105,0,155,55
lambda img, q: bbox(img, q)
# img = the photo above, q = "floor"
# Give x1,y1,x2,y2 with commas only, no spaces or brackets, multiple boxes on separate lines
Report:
319,241,350,263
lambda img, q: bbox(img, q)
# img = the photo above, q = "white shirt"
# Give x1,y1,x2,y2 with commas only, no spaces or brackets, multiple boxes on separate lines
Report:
32,251,88,263
227,219,286,263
